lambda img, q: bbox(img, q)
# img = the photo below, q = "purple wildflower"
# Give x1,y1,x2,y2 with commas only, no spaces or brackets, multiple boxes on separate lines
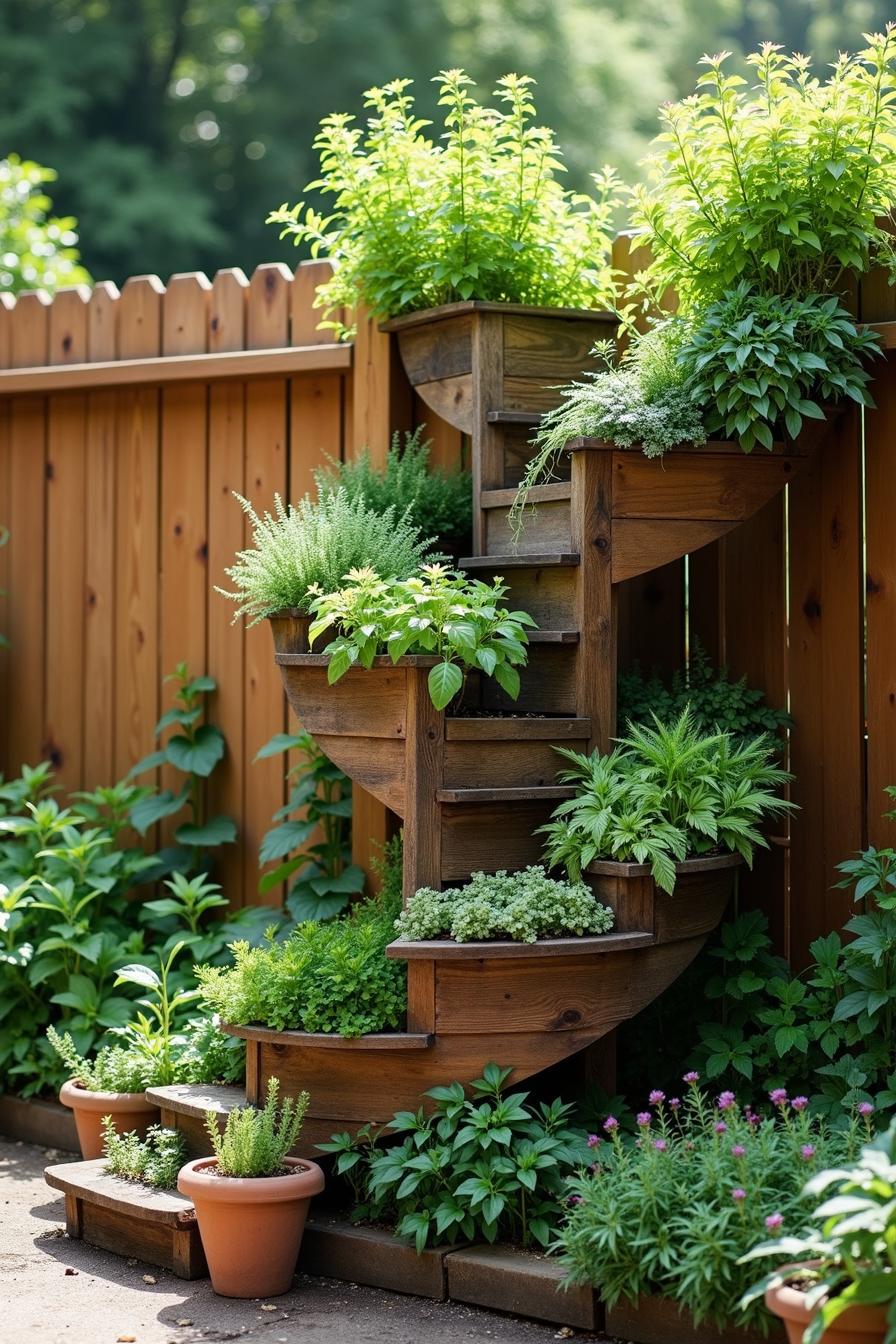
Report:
791,1096,809,1113
765,1212,784,1230
587,1134,601,1149
801,1144,816,1161
603,1115,619,1133
717,1090,737,1111
653,1139,667,1152
669,1097,681,1111
637,1112,652,1128
731,1187,747,1202
858,1102,875,1118
769,1088,788,1106
683,1071,700,1084
714,1121,728,1134
648,1090,666,1106
731,1144,746,1158
568,1194,584,1206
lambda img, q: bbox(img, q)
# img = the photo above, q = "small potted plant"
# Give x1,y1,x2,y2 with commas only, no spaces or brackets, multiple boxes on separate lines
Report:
218,487,431,655
49,1026,160,1160
269,69,619,432
740,1119,896,1344
178,1078,324,1298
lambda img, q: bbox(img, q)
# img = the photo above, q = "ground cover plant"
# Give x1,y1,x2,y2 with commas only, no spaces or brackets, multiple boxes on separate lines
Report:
541,708,792,893
308,563,536,711
269,70,619,336
321,1062,590,1251
557,1077,872,1333
396,866,614,943
740,1119,896,1342
205,1077,310,1178
314,428,472,561
102,1119,187,1190
196,837,405,1037
219,488,431,628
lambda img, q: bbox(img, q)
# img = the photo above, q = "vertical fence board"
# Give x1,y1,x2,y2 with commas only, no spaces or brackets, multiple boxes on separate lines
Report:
7,291,50,771
45,287,91,789
114,277,163,780
82,282,120,786
788,413,865,967
243,264,291,903
616,562,685,677
0,294,13,766
207,268,248,905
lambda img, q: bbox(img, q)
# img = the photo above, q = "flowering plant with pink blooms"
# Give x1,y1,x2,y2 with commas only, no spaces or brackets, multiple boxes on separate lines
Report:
557,1076,872,1333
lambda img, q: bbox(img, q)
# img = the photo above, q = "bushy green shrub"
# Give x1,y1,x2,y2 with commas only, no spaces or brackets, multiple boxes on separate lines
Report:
196,849,405,1037
541,709,792,893
321,1063,589,1251
102,1119,187,1190
630,35,896,311
397,867,614,943
314,429,472,560
557,1079,869,1334
308,563,536,711
270,70,619,335
46,1026,158,1093
617,644,790,741
0,156,90,294
206,1077,309,1178
218,488,431,625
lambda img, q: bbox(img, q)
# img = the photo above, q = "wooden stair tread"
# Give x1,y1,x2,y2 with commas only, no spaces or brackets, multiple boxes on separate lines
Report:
45,1159,195,1224
387,931,656,960
436,785,575,803
220,1025,435,1049
527,630,578,643
480,482,570,507
460,552,579,570
145,1083,244,1120
445,716,590,741
486,410,543,427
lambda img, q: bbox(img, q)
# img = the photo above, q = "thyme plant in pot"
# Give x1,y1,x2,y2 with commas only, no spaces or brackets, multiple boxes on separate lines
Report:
740,1119,896,1344
178,1078,324,1298
269,69,620,432
49,1027,160,1159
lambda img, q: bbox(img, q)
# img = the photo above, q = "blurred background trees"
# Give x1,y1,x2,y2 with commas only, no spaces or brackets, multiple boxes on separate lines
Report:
0,0,892,284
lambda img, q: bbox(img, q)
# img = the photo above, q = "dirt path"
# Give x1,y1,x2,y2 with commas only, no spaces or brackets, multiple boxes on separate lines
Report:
0,1139,600,1344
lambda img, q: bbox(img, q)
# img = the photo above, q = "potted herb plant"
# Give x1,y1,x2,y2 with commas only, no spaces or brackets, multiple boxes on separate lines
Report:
178,1078,324,1298
218,487,431,655
740,1119,896,1344
269,70,619,432
49,1026,160,1159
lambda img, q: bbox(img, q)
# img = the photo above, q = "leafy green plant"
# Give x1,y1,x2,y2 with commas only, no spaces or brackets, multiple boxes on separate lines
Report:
46,1025,156,1093
680,285,879,453
617,643,791,742
269,70,619,336
218,487,431,626
256,730,363,922
397,867,614,944
309,563,536,711
314,428,472,561
128,663,236,868
322,1062,589,1252
513,323,705,524
110,942,200,1087
740,1120,896,1343
173,1015,245,1086
196,851,405,1038
0,156,90,293
558,1078,868,1334
205,1076,309,1178
630,34,896,311
101,1118,187,1190
542,709,792,893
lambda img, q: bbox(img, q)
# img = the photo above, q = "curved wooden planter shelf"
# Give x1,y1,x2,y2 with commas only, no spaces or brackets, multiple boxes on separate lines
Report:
381,301,617,435
224,855,739,1140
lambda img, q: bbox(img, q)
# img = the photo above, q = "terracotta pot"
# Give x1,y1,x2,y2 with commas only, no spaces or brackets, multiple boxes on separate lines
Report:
178,1155,325,1298
766,1278,888,1344
58,1079,159,1160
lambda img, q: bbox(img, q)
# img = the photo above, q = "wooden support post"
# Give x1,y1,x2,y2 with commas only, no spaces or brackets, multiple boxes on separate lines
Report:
471,311,505,552
402,666,444,901
64,1192,83,1239
570,447,616,752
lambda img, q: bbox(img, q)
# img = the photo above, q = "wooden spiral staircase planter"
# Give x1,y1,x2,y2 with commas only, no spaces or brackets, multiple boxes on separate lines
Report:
217,308,819,1140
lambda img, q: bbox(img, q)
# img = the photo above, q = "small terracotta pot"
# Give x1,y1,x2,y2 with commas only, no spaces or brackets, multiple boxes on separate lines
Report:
58,1079,159,1160
766,1278,888,1344
178,1155,325,1298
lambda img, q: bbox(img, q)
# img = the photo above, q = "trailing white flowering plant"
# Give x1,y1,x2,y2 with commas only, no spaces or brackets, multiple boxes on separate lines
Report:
557,1077,873,1334
308,564,537,711
396,866,614,944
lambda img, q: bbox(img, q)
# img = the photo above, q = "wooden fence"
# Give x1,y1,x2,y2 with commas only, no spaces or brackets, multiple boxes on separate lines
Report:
0,252,894,967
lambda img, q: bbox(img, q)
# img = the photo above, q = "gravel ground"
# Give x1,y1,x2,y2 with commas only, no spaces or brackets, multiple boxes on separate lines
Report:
1,1139,604,1344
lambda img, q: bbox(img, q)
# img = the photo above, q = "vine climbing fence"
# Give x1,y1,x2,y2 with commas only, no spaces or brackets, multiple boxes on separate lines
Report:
0,246,894,968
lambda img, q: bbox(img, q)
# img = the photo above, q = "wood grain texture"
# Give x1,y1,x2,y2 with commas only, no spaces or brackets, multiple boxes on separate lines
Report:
865,360,896,844
571,448,615,750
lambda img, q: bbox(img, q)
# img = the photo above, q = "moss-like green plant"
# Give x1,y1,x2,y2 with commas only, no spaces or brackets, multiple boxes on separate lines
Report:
217,488,432,625
397,867,614,943
102,1118,187,1190
205,1077,309,1178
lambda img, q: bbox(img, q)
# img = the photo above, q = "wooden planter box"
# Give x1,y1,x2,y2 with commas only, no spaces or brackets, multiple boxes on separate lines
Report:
381,301,617,435
268,609,312,655
0,1093,79,1151
44,1158,207,1279
606,1294,782,1344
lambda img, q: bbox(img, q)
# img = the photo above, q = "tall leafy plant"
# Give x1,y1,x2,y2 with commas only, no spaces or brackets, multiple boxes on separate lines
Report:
269,70,619,335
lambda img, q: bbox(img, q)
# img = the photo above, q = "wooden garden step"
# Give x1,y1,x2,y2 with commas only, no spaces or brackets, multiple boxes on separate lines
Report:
479,484,572,555
388,931,656,960
221,1026,435,1049
146,1082,244,1122
435,785,575,803
460,550,579,569
445,716,590,740
480,483,570,508
486,409,543,427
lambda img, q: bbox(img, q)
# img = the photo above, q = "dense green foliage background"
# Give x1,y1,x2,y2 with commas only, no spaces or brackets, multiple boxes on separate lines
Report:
2,0,892,284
